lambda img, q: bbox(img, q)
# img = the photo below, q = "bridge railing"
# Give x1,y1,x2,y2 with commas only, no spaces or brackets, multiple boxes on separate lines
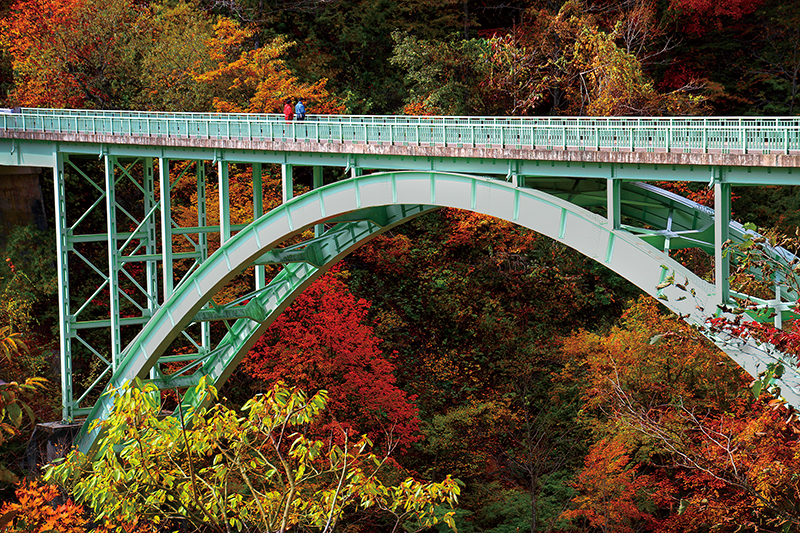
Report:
3,108,800,154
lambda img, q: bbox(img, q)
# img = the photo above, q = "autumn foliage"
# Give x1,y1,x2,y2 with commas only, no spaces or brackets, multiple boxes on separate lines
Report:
0,481,86,533
3,0,800,530
244,269,421,449
194,18,343,114
0,0,143,108
561,437,655,532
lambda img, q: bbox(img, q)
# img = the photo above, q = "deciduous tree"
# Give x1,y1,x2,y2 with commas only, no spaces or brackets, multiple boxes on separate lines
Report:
193,18,343,113
46,379,459,533
245,269,421,449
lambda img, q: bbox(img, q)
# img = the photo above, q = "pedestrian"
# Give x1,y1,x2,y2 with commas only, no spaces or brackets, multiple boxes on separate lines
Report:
283,99,294,123
295,98,306,121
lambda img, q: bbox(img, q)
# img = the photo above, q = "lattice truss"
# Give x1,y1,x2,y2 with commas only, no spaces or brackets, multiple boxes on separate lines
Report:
532,176,800,320
56,155,273,421
55,153,800,429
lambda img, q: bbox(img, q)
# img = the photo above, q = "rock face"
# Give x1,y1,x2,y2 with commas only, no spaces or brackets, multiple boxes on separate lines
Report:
0,165,47,237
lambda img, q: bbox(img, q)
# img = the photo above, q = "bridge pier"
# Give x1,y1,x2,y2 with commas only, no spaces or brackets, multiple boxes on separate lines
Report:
607,176,621,230
714,174,731,306
282,163,293,202
25,420,82,473
313,166,324,237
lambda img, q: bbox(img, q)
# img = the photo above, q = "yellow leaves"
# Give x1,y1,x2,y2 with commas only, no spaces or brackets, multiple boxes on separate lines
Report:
44,379,460,532
193,19,343,114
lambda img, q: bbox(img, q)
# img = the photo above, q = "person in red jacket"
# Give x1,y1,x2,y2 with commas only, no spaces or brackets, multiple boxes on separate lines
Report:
283,99,294,122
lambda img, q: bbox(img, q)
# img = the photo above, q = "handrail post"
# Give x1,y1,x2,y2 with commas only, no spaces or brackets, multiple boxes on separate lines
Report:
740,119,744,153
666,125,671,152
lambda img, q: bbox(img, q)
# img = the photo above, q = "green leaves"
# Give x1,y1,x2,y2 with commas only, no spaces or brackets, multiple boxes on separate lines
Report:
753,362,786,399
45,380,460,532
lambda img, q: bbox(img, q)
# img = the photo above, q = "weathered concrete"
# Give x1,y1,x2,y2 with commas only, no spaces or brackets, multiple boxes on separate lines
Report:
4,130,800,169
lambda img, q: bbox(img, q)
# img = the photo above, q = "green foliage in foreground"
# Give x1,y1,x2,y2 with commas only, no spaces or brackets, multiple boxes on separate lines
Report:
45,378,462,533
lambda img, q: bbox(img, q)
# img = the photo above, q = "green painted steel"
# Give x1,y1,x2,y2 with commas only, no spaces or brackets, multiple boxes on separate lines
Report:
78,203,438,452
72,171,800,454
2,108,800,450
4,107,800,154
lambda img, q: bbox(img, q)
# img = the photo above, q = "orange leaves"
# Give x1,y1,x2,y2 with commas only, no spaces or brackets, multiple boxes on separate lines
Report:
563,296,746,415
485,0,705,116
561,294,800,529
0,0,143,108
0,481,86,533
0,0,88,107
572,24,705,116
561,437,654,533
194,19,343,114
402,102,440,116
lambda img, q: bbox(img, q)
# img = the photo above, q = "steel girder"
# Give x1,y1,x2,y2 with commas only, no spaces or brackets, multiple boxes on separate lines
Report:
74,170,800,454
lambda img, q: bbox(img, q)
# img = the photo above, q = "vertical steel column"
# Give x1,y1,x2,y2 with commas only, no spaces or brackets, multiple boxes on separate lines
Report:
218,160,231,243
143,159,158,310
196,162,211,351
351,167,363,179
607,170,621,230
714,169,731,306
253,163,266,289
143,158,159,380
159,158,174,298
282,163,293,203
509,161,519,187
105,156,122,369
313,166,324,237
54,151,73,422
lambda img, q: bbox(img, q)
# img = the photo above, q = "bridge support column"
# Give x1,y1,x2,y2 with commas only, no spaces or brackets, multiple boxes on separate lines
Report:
143,158,158,317
53,151,73,422
143,158,159,380
714,174,731,306
313,166,324,237
607,176,621,230
218,161,231,243
282,164,293,203
253,163,266,289
159,158,174,297
104,156,121,369
197,162,211,351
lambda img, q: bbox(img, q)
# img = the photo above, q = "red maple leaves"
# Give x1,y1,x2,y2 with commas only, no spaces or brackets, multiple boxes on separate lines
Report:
244,268,421,450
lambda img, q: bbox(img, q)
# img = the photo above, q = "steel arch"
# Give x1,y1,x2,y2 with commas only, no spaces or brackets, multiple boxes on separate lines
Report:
76,171,800,453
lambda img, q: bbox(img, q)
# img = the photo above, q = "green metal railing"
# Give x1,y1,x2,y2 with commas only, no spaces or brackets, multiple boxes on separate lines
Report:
2,108,800,154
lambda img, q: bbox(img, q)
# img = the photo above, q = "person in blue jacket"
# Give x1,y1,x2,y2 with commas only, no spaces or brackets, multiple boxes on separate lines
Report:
295,98,306,121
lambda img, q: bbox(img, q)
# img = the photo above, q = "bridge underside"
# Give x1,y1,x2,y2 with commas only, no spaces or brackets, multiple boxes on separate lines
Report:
54,163,795,454
2,146,798,454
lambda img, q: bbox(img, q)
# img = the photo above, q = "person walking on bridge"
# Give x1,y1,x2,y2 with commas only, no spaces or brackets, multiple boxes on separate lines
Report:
295,98,306,121
283,99,294,122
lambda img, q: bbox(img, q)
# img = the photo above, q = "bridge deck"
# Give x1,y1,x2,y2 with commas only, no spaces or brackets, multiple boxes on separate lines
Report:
2,109,800,172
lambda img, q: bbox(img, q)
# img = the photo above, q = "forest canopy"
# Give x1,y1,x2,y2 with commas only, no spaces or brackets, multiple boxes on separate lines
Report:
1,0,800,532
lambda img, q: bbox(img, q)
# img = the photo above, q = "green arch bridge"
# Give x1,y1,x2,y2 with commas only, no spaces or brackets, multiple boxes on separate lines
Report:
1,108,800,454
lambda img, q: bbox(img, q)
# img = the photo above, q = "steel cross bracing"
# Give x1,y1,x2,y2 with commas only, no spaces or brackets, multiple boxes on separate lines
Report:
2,108,800,454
